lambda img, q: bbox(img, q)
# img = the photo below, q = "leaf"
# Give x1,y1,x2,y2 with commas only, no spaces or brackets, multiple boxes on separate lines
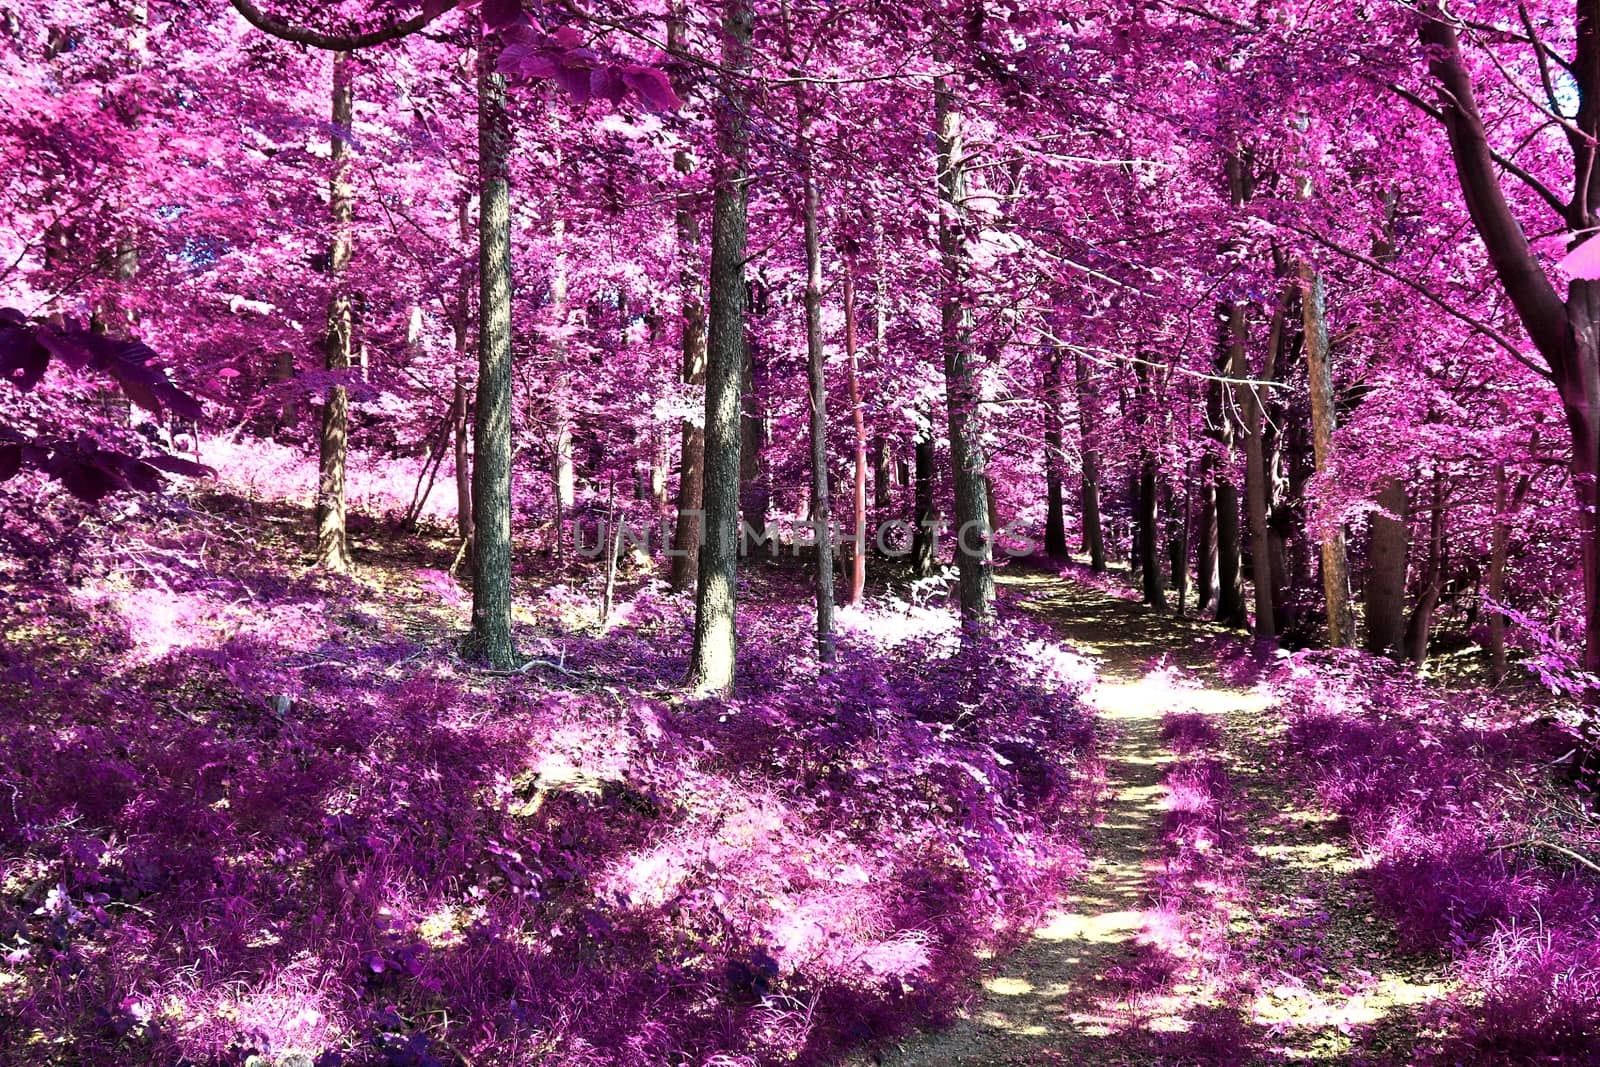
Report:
1559,236,1600,279
621,66,681,113
0,319,50,392
591,66,628,106
145,454,215,478
553,62,592,104
482,0,523,30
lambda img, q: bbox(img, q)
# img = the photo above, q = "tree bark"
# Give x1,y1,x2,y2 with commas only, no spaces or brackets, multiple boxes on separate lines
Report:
1074,351,1106,572
687,0,753,696
1044,346,1070,558
935,78,994,627
1365,476,1409,658
1139,454,1166,609
1243,290,1286,639
843,262,867,607
465,38,518,668
911,429,936,576
668,144,708,592
1406,473,1447,666
800,109,835,661
453,377,473,558
313,50,355,572
1300,262,1355,647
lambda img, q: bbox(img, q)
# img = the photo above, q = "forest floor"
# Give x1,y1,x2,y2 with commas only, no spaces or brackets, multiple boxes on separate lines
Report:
869,569,1451,1066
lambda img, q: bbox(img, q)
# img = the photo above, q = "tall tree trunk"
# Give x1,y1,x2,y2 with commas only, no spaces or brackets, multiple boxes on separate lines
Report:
550,211,575,567
1166,480,1189,615
800,110,835,661
935,78,994,626
1209,321,1246,627
1195,459,1216,611
669,143,708,592
453,377,473,557
1243,289,1286,638
314,50,356,572
465,37,518,668
911,429,936,576
1420,12,1600,722
1074,351,1106,572
1300,263,1355,647
1139,455,1166,609
1044,346,1069,558
843,263,867,606
1365,476,1409,658
1406,472,1447,666
1486,463,1531,682
739,279,770,553
687,0,753,696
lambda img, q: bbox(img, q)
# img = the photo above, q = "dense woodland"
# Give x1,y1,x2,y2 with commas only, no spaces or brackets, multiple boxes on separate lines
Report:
6,0,1600,1064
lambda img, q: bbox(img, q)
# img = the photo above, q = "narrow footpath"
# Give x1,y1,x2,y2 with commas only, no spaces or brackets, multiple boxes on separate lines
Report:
868,571,1448,1066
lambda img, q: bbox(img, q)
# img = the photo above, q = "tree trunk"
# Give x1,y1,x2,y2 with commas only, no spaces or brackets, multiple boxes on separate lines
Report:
1242,291,1285,639
1139,454,1166,609
669,142,708,593
314,50,356,572
465,38,518,668
1365,476,1409,658
911,429,936,576
935,78,994,626
1195,460,1216,611
1166,480,1189,615
843,263,867,607
687,0,753,696
1406,473,1446,667
453,377,473,558
1074,351,1105,571
1044,346,1069,558
1300,262,1355,647
1486,463,1532,682
800,112,835,661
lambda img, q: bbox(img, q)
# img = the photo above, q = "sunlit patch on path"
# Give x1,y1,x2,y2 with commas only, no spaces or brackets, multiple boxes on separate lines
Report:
869,571,1450,1065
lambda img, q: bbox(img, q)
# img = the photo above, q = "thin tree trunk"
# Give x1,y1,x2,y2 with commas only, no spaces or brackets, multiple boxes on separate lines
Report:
1139,454,1166,609
1243,289,1286,638
935,78,994,627
911,429,936,576
1406,473,1446,666
1300,262,1355,647
1166,480,1189,615
1074,351,1106,572
687,0,753,695
800,109,835,661
1486,463,1531,682
1365,476,1409,658
314,50,356,572
465,37,518,668
1195,457,1216,612
1044,346,1069,558
843,263,867,606
668,139,708,592
453,377,473,559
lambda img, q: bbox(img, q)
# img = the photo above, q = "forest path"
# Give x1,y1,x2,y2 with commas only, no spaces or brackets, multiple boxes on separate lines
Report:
867,570,1446,1066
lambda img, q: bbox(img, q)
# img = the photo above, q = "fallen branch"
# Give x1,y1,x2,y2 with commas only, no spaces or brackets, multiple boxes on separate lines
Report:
1490,838,1600,875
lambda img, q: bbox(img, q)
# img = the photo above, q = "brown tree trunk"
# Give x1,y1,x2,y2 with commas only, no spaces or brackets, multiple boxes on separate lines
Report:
1300,263,1355,647
453,377,473,558
1406,473,1447,666
911,429,936,576
465,38,518,667
800,111,835,661
935,78,994,627
1365,476,1409,658
1139,454,1166,609
687,0,753,695
669,140,708,593
1044,346,1069,558
1074,351,1106,572
843,263,867,606
314,50,356,572
1243,291,1286,639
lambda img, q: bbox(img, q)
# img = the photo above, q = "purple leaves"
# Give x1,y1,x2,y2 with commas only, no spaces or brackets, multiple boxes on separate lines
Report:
0,309,50,392
495,25,681,113
34,321,204,421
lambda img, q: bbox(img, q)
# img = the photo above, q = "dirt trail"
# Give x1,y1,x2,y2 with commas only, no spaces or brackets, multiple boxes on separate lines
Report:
866,571,1444,1066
